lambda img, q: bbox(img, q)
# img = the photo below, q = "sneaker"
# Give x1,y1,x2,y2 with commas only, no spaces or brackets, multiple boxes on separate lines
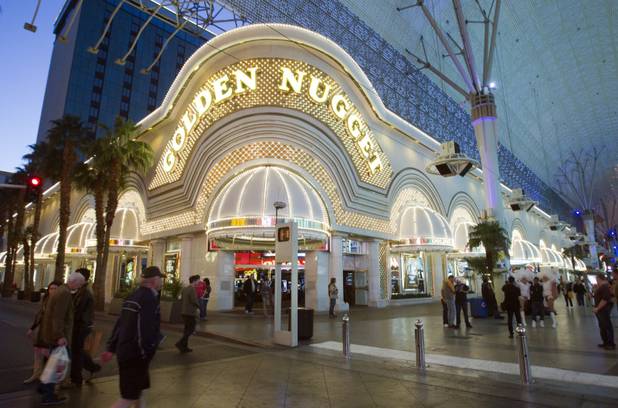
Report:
552,322,557,328
531,320,536,328
41,395,67,406
443,324,449,328
540,320,544,327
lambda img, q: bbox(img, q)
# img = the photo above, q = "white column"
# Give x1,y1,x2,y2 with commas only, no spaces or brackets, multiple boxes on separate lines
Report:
304,250,329,311
583,212,599,268
149,239,165,270
429,253,446,298
471,93,504,224
179,235,194,284
367,240,387,308
329,234,348,312
204,251,234,311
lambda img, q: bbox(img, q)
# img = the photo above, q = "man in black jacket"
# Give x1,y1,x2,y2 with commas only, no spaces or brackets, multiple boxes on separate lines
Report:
455,280,472,329
68,268,101,387
502,276,522,338
243,275,257,314
482,276,502,319
530,277,545,328
102,266,164,408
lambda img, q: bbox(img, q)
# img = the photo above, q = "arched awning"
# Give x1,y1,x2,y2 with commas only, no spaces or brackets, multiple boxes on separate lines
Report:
540,247,562,267
207,166,330,250
66,222,94,256
449,221,485,258
86,208,144,248
34,232,59,260
561,254,574,271
510,238,542,265
392,206,453,252
574,258,587,272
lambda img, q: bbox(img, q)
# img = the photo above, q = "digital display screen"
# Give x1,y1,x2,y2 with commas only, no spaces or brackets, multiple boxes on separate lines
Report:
278,226,290,242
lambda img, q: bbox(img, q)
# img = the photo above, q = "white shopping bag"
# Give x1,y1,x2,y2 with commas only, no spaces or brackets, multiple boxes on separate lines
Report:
40,346,70,384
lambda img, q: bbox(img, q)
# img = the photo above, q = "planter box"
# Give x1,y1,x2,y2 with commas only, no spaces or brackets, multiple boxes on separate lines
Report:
160,300,183,324
108,297,125,316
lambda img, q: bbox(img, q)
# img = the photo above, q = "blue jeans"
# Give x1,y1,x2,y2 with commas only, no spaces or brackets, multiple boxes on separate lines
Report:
199,298,208,319
446,298,456,326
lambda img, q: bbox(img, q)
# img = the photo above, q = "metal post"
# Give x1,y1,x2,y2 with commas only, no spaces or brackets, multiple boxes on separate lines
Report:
515,324,533,384
414,319,426,370
342,314,350,359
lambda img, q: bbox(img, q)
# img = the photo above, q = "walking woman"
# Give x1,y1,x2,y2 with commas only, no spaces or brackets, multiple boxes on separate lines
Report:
24,280,62,384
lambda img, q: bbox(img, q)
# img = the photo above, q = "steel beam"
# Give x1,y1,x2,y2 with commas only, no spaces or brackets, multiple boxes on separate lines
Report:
453,0,480,91
485,0,502,85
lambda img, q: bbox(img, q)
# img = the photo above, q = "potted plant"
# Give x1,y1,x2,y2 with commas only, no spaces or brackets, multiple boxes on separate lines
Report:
160,277,183,323
108,282,138,315
467,219,510,285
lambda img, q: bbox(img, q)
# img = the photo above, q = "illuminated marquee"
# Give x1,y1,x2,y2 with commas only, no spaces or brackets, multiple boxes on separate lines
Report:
150,58,391,190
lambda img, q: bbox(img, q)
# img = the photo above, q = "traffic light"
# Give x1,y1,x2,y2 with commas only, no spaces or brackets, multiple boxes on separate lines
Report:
28,176,42,188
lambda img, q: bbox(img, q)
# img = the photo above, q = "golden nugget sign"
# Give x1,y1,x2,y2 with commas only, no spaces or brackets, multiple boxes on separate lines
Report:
151,58,391,189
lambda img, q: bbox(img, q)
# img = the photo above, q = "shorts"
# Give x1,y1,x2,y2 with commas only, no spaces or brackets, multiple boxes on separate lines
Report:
118,358,151,400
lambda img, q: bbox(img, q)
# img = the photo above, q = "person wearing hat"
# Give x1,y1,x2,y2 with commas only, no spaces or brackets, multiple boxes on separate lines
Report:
101,266,164,408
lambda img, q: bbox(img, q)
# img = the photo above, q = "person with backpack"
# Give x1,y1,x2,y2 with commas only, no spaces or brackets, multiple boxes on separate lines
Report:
530,277,545,328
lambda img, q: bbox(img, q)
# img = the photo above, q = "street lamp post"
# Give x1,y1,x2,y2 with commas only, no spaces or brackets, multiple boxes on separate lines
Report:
273,201,286,224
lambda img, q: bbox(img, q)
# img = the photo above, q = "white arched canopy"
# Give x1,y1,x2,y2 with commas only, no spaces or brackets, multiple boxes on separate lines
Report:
451,221,485,257
574,258,587,272
540,247,562,267
86,207,142,247
393,206,453,252
510,238,542,266
207,166,330,250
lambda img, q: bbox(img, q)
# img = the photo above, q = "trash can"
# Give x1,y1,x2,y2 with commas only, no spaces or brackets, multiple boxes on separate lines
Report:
288,307,314,340
470,297,488,318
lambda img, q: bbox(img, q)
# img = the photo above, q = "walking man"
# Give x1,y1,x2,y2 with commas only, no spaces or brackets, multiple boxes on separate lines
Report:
176,275,200,353
68,268,101,387
530,277,545,328
40,272,85,405
593,273,615,350
441,276,456,328
502,276,522,338
573,278,587,307
102,266,164,408
328,278,338,318
243,274,257,314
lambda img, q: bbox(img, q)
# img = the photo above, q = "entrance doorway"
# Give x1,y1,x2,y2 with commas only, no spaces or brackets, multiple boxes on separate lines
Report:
343,270,368,306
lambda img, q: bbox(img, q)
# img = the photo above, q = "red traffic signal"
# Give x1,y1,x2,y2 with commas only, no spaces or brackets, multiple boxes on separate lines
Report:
29,176,42,188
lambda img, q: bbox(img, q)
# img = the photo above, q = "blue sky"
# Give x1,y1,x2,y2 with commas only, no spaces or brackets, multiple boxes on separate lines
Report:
0,0,64,172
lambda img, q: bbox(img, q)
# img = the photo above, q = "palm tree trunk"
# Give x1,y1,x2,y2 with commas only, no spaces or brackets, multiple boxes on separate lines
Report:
29,189,42,292
54,142,75,281
97,163,121,308
23,237,31,298
2,207,15,297
93,185,107,311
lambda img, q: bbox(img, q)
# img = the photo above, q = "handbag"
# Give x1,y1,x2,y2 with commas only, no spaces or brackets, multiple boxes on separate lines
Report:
40,346,70,384
84,329,103,355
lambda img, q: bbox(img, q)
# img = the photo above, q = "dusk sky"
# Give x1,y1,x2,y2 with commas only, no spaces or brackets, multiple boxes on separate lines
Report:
0,0,64,172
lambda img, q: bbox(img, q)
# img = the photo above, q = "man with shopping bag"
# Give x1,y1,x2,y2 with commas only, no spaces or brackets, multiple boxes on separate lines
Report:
101,266,164,408
40,272,86,405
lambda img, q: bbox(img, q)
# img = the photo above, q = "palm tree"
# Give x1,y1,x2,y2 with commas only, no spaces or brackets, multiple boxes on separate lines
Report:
2,171,27,296
22,226,34,298
22,142,47,292
467,220,510,280
43,115,91,280
78,117,152,310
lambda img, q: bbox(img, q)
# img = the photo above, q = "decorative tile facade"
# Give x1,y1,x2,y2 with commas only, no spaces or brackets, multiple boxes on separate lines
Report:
220,0,571,219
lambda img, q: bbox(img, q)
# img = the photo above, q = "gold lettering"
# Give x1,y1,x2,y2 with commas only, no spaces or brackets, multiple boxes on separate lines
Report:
162,150,176,172
279,67,305,93
213,75,233,102
330,94,350,119
357,133,374,159
346,113,363,140
234,67,258,94
193,88,212,116
308,76,331,103
368,155,383,173
171,127,186,151
181,109,197,134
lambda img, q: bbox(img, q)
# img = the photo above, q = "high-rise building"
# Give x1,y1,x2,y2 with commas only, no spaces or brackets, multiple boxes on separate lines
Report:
36,0,218,141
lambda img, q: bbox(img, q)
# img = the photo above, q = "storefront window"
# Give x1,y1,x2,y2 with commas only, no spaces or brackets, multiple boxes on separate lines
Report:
164,253,179,281
391,253,431,297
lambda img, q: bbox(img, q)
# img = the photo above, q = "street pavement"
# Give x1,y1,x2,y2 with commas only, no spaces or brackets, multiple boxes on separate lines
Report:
1,297,618,407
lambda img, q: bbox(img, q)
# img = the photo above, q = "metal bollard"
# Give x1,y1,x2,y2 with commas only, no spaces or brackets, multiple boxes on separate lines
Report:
342,314,351,359
414,319,426,369
515,324,533,384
